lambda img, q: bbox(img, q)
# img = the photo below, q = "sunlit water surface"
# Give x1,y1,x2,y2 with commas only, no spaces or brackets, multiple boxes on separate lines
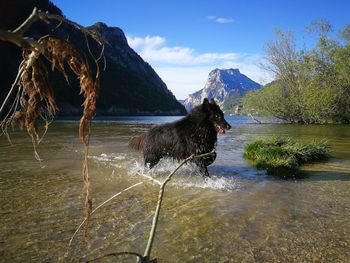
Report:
0,116,349,262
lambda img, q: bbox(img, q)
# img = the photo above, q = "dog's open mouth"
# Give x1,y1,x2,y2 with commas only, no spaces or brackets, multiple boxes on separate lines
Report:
214,123,226,134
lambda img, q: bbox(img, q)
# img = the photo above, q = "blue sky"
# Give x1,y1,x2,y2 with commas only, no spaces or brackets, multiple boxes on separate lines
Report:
52,0,350,99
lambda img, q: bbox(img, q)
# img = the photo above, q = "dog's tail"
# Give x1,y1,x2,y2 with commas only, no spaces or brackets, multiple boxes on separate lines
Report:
129,133,146,151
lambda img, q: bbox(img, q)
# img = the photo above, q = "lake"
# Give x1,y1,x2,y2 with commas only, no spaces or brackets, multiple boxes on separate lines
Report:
0,116,349,262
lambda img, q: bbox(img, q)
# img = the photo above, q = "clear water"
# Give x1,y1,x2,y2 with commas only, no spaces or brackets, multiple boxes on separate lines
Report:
0,116,349,262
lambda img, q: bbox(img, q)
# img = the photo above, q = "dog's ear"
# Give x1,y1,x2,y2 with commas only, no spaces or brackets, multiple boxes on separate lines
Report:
210,99,217,105
203,98,209,105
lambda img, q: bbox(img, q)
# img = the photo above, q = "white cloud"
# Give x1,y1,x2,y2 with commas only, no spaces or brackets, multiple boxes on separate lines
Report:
127,35,238,65
208,16,235,24
155,66,214,99
207,15,217,20
126,35,273,100
127,35,165,49
216,18,235,24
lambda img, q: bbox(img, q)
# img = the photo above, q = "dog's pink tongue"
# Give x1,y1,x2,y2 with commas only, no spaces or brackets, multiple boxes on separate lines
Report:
215,124,225,134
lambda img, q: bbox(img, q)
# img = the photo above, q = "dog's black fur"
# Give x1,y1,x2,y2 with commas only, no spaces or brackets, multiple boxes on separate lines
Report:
129,98,231,176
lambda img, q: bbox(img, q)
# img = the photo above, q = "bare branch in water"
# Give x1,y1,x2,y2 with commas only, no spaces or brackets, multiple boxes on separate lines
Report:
69,180,148,246
143,150,216,262
86,252,143,263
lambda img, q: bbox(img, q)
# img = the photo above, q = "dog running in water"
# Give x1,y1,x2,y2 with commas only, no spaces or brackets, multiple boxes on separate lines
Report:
129,98,231,177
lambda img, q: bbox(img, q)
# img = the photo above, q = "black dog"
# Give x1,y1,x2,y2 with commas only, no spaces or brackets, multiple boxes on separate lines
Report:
129,98,231,176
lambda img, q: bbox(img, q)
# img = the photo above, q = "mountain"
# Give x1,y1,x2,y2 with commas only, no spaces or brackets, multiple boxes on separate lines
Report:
86,22,186,115
0,0,186,116
182,68,261,114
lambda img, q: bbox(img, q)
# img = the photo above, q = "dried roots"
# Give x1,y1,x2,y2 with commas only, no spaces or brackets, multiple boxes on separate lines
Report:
0,32,102,239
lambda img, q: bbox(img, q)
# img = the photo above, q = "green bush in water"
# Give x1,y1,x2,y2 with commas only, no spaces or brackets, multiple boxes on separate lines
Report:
243,136,330,177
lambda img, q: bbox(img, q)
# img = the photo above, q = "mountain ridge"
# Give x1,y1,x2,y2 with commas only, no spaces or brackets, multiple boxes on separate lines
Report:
182,68,261,113
0,0,186,116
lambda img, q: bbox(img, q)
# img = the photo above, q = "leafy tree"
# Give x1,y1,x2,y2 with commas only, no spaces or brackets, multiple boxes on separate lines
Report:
243,22,350,124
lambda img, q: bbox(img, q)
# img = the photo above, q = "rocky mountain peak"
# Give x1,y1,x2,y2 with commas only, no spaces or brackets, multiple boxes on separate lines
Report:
211,68,240,77
90,22,128,48
182,68,261,112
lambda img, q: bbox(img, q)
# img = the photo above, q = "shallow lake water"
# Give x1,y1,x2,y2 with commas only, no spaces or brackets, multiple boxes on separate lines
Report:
0,116,349,262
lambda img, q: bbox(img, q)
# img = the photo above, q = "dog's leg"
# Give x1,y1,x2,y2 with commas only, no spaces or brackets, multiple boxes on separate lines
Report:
193,153,216,177
200,165,210,178
203,152,217,167
144,153,160,169
195,160,210,177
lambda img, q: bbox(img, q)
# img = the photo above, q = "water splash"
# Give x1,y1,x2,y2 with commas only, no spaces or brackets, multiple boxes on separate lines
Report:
90,152,242,191
172,176,241,191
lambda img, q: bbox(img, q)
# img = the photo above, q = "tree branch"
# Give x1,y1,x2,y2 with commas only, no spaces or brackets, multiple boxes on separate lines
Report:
142,150,216,262
13,7,39,35
0,30,29,48
86,251,143,263
135,172,162,185
69,180,149,246
35,10,103,44
0,66,24,119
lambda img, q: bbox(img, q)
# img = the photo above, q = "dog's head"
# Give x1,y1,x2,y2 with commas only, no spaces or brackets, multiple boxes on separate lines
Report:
203,98,231,134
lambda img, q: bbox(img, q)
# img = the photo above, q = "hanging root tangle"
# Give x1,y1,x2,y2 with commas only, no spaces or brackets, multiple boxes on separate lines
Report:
0,7,104,240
